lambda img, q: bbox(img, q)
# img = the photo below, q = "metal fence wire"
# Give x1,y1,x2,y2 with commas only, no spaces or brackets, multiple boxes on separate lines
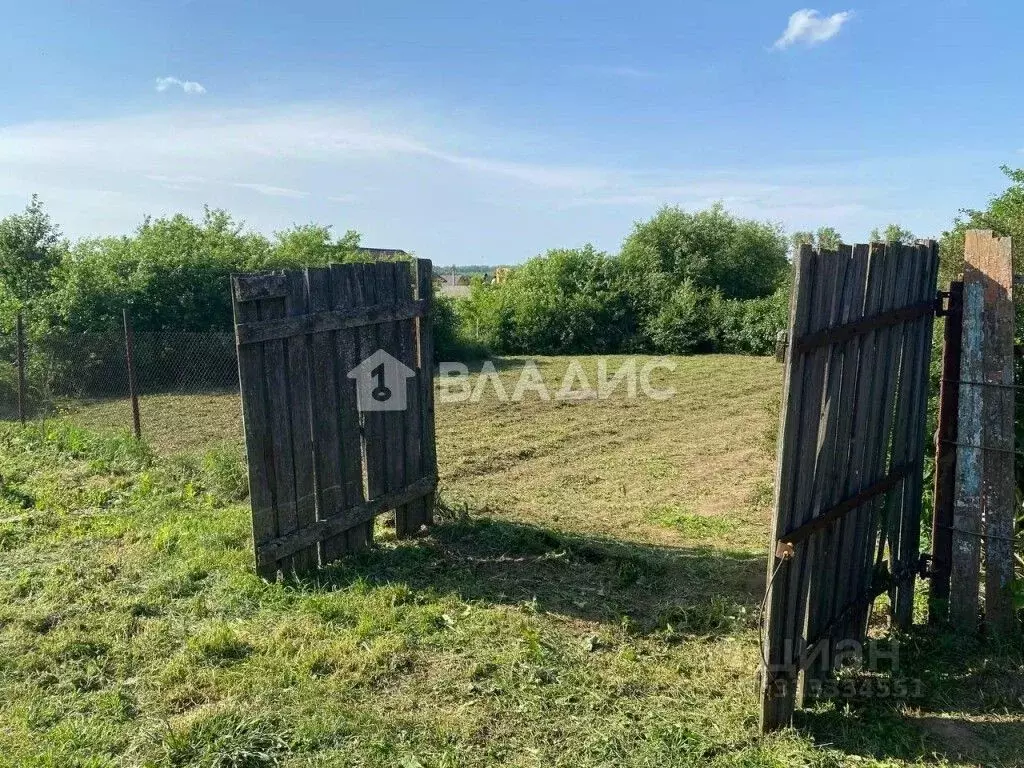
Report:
0,312,244,455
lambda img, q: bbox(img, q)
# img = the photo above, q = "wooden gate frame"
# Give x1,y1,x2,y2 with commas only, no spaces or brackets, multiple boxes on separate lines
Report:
232,259,437,579
760,241,939,731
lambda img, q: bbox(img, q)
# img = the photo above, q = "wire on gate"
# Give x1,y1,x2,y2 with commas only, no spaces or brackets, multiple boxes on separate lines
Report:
757,547,792,673
934,524,1019,545
940,378,1024,392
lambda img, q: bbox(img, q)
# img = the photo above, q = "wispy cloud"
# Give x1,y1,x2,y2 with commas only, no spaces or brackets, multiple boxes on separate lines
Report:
155,76,206,95
0,101,928,261
230,182,307,198
773,9,852,50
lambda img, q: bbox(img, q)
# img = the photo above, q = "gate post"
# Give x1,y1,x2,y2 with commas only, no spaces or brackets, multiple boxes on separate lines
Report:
929,281,962,623
16,311,26,425
949,230,1016,636
123,308,142,440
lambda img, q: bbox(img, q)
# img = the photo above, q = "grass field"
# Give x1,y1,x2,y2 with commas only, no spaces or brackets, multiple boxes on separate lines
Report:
1,355,1021,767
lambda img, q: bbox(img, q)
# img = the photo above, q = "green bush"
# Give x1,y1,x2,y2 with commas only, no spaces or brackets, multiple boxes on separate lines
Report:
464,245,638,355
645,281,724,354
432,294,489,361
719,286,791,355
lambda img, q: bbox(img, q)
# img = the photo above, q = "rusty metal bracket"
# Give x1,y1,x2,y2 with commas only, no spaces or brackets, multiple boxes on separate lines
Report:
776,464,914,550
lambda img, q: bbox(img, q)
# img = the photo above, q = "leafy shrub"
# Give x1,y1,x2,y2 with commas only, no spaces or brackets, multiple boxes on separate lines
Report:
619,202,789,302
466,245,638,354
719,286,791,355
432,294,489,361
645,281,724,354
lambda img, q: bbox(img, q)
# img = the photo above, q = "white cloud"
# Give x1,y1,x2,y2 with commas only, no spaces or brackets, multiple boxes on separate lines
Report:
155,76,206,95
0,101,934,262
773,9,852,50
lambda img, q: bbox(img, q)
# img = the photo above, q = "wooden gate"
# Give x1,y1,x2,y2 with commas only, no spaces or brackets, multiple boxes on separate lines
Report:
232,260,437,580
760,241,938,730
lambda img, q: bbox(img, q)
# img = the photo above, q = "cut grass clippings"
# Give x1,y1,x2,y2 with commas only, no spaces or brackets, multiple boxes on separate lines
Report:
1,355,1021,766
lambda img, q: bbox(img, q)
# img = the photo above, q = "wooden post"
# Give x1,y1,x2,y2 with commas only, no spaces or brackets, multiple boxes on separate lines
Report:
415,258,437,526
950,279,984,630
929,281,962,623
970,231,1016,635
122,308,142,440
16,311,26,425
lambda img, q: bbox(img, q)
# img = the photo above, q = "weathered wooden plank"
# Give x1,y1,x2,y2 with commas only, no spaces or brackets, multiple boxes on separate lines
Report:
392,261,426,537
796,246,852,703
879,244,924,625
970,230,1016,635
330,263,373,555
929,280,964,622
760,245,819,731
233,273,288,302
305,267,347,564
256,475,438,565
886,244,933,627
235,299,428,345
415,258,437,527
376,263,405,516
284,272,318,572
812,245,870,651
778,249,841,708
845,242,915,639
827,244,884,643
894,243,939,628
950,278,984,630
261,282,299,576
831,243,897,643
358,263,387,528
232,277,278,581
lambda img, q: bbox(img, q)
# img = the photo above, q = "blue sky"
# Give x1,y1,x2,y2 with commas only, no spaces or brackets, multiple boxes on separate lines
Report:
0,0,1018,264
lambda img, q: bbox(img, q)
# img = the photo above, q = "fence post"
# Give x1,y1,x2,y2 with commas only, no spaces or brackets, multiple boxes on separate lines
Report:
16,311,26,425
949,230,1016,635
929,281,962,623
123,308,142,440
972,231,1016,636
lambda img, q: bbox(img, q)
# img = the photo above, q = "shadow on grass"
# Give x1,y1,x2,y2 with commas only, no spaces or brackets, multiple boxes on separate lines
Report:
797,627,1024,764
295,508,766,637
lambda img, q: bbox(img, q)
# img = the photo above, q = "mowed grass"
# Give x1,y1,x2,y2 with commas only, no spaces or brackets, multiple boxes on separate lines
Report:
0,355,1020,767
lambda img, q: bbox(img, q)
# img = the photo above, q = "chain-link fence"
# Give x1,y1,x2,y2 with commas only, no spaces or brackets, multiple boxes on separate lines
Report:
1,312,244,456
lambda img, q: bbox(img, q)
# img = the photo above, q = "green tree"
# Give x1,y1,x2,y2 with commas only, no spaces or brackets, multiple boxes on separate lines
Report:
494,245,633,354
815,226,843,250
790,231,815,253
272,224,361,266
870,223,915,244
790,227,842,252
619,203,788,302
54,208,274,331
0,195,66,304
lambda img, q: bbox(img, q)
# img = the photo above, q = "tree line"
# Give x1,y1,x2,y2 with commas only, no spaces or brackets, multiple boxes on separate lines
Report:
3,172,1020,362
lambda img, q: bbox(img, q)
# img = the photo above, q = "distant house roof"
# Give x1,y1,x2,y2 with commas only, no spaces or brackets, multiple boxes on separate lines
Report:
356,247,409,261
